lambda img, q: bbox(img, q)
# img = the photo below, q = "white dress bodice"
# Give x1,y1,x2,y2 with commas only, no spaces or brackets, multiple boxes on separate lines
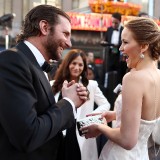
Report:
99,94,158,160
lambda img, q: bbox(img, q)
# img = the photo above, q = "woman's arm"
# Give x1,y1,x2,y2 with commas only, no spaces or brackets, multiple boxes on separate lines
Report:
82,72,143,150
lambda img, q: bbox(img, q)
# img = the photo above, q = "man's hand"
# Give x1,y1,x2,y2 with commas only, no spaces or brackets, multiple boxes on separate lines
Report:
62,80,89,108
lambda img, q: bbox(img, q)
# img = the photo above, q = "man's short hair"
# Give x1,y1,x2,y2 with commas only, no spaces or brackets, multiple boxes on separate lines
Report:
112,12,122,22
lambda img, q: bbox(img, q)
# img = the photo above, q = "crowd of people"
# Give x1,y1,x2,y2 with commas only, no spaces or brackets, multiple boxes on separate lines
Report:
0,4,160,160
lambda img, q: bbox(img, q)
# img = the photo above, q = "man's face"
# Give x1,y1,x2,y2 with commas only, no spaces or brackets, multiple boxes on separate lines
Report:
45,16,72,61
87,52,94,63
111,17,120,30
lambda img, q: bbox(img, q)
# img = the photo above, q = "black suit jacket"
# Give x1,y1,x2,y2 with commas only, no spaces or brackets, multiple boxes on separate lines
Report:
104,25,123,48
0,42,75,160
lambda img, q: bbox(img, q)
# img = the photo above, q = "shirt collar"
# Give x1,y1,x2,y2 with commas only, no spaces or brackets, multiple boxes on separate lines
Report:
118,24,122,31
113,24,122,31
24,40,45,67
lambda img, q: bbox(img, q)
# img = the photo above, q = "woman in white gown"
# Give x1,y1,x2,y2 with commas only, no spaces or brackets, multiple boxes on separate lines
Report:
81,17,160,160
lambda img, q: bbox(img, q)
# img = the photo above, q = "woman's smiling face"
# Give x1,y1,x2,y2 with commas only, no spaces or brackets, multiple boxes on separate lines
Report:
119,28,142,69
69,56,84,81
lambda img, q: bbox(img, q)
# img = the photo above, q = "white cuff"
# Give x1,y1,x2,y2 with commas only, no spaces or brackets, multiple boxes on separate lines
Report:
63,97,77,119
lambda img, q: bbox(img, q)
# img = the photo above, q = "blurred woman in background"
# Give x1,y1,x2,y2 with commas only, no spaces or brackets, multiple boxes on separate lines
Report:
51,49,110,160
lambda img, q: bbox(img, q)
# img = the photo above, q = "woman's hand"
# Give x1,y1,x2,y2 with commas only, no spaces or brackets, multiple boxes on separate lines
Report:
80,123,102,139
86,112,102,117
101,111,116,123
76,83,89,102
80,116,107,139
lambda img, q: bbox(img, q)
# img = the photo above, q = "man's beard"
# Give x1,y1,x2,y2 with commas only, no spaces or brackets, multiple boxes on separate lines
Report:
45,34,62,61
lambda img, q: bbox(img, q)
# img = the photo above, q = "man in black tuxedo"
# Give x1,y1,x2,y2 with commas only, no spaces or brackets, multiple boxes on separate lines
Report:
102,12,127,85
0,5,88,160
101,12,127,110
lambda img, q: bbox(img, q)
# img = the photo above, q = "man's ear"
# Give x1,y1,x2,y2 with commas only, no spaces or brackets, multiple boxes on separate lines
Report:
39,20,49,36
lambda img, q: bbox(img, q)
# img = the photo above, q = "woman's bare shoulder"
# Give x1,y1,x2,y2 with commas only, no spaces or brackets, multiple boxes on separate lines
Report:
123,69,145,84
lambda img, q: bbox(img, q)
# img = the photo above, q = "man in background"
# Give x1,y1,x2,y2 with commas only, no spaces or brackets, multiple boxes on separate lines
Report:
101,12,127,108
103,12,127,84
86,51,100,83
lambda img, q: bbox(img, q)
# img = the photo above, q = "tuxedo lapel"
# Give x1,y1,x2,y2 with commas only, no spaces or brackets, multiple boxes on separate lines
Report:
15,42,55,105
37,69,55,105
108,28,113,43
118,26,123,45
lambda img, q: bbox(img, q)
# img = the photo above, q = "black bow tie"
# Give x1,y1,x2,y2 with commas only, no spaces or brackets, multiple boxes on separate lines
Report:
41,61,53,73
113,28,119,31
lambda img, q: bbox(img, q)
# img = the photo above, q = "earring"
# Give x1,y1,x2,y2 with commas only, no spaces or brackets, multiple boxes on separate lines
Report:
140,53,144,59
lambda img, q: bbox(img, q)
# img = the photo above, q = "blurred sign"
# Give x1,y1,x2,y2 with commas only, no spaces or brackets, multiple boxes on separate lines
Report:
67,12,160,31
67,12,134,31
88,0,141,16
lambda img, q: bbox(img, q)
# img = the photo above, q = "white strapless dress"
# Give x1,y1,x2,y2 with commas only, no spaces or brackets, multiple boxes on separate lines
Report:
99,94,159,160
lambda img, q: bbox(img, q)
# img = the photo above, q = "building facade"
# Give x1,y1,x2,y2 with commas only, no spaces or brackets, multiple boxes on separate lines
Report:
0,0,160,49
